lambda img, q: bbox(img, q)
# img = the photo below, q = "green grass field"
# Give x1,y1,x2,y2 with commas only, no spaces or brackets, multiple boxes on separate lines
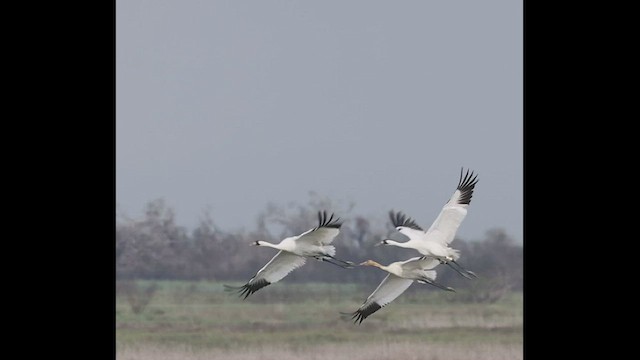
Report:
116,280,523,360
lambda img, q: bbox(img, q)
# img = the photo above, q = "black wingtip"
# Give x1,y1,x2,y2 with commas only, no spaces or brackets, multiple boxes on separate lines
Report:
224,279,270,299
317,210,342,229
389,210,423,231
456,168,479,205
346,302,382,324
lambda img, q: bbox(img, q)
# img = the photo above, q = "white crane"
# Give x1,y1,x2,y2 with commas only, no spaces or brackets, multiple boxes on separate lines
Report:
379,168,479,279
343,257,454,324
224,211,355,299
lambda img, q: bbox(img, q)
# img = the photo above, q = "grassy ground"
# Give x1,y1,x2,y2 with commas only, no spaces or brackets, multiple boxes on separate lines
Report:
116,280,523,359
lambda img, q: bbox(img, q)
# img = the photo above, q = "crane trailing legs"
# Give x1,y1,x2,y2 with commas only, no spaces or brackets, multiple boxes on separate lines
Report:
442,258,477,279
314,254,355,269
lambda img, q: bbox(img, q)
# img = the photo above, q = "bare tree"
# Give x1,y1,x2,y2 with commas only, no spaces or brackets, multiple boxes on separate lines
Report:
115,196,523,295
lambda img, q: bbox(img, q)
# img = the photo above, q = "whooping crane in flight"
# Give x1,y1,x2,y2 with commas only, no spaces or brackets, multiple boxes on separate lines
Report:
224,211,355,299
343,257,454,324
379,168,479,279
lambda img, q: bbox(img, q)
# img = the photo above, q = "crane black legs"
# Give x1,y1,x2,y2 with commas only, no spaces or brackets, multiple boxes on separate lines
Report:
416,277,456,292
444,259,477,279
317,255,355,269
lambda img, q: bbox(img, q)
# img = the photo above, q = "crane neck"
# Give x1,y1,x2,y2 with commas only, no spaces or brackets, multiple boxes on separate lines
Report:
378,264,391,272
385,239,412,249
256,241,284,250
369,261,389,272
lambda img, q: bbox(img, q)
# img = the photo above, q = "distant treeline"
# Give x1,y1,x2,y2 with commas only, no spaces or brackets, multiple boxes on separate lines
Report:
116,197,522,300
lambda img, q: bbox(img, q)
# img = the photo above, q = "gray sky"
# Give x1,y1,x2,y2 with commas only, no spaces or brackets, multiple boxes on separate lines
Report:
116,0,523,243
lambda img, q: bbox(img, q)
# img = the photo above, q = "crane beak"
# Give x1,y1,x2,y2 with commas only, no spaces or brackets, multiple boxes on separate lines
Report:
250,241,259,246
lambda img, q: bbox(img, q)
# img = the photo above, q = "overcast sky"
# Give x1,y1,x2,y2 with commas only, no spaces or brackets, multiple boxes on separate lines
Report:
116,0,522,243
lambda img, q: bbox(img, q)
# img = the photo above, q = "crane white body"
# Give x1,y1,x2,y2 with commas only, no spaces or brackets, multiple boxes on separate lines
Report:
345,257,454,324
225,211,354,299
382,168,479,278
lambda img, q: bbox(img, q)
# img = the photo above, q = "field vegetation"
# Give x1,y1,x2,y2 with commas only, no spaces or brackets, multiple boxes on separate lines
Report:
116,198,523,359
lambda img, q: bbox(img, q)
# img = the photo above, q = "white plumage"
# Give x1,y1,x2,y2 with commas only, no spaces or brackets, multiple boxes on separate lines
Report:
225,211,354,299
344,257,454,324
381,168,479,279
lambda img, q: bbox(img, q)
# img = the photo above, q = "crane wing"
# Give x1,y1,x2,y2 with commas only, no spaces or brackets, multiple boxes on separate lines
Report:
388,210,427,242
347,274,414,324
224,250,306,299
399,256,441,271
424,168,479,245
295,210,342,245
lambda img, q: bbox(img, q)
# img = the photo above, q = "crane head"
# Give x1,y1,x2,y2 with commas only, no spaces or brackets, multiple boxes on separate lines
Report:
374,239,390,247
359,260,383,267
